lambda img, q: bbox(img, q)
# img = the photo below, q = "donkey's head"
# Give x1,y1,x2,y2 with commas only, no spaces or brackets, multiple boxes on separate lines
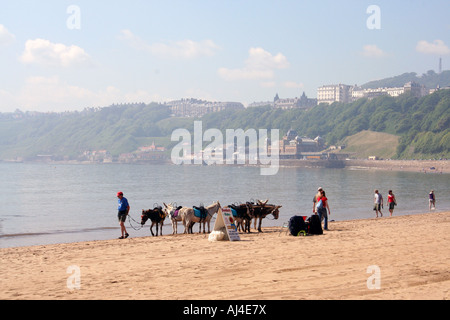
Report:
141,209,151,225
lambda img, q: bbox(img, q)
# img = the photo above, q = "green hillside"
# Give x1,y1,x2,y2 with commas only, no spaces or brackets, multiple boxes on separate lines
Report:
339,130,400,159
362,70,450,89
0,89,449,161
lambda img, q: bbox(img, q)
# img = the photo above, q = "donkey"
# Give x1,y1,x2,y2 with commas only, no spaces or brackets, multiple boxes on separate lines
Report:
226,202,254,233
163,202,184,234
250,199,282,233
141,206,166,236
180,201,221,234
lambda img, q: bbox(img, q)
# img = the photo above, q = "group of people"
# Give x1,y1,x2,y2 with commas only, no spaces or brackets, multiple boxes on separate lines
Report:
373,189,397,218
116,188,437,238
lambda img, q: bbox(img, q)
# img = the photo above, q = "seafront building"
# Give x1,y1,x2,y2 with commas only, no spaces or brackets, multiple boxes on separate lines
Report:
268,129,326,159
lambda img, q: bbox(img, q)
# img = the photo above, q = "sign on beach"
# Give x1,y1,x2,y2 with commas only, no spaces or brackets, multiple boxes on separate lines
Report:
212,207,241,241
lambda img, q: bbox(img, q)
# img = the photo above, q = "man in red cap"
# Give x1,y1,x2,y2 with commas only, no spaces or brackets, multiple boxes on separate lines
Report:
117,191,130,239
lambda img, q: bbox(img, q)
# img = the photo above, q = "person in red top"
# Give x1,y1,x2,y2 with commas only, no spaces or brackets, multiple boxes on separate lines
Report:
317,190,331,230
387,190,396,217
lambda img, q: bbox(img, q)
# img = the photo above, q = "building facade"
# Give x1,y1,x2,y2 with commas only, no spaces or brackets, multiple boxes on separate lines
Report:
319,81,430,104
350,81,428,101
269,129,325,159
167,98,244,117
317,84,352,105
273,92,317,109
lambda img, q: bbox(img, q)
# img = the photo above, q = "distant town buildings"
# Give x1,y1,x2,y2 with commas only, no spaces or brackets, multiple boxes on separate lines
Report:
351,81,429,101
274,92,317,109
82,141,167,163
268,129,326,159
248,92,317,110
318,81,432,105
166,98,244,117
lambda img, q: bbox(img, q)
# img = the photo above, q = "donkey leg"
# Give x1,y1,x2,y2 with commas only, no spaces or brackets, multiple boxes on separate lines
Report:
187,220,192,234
150,225,155,236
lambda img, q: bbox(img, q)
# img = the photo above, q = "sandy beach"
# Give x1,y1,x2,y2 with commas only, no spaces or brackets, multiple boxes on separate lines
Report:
1,211,449,301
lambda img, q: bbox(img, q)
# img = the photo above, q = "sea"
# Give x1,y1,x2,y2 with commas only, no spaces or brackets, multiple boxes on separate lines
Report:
0,162,448,248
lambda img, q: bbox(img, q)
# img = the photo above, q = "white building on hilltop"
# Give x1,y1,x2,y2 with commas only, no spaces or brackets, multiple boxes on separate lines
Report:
317,84,352,105
318,81,430,105
351,81,428,101
167,98,244,117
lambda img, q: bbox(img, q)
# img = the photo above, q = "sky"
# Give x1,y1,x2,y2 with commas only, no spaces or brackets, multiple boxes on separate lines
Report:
0,0,449,112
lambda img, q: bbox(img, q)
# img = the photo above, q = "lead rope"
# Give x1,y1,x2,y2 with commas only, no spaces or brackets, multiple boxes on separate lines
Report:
128,214,144,231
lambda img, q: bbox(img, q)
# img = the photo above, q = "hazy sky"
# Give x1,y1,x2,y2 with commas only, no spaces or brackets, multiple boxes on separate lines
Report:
0,0,449,112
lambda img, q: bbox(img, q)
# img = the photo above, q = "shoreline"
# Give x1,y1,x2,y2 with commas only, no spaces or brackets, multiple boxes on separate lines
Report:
2,208,447,250
1,211,449,300
342,159,449,173
279,159,449,173
2,159,449,174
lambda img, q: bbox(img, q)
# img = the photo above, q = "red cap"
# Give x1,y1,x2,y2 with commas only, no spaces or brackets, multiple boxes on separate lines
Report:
117,191,123,197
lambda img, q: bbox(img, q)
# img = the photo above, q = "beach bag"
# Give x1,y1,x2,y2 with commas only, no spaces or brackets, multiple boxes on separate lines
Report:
307,214,323,235
288,216,307,236
315,199,323,210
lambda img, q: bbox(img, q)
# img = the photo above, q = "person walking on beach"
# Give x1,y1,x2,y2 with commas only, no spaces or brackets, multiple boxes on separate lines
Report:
317,190,331,230
373,189,383,218
117,191,130,239
387,190,396,216
429,190,436,211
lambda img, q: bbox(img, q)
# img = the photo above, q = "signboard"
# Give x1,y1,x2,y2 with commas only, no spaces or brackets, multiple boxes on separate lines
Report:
212,207,241,241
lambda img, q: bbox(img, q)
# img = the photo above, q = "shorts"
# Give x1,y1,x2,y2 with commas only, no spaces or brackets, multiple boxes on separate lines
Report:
118,211,128,223
389,202,395,210
373,204,381,211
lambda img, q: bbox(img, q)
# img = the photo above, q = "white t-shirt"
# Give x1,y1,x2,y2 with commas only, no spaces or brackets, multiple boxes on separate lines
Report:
374,193,381,204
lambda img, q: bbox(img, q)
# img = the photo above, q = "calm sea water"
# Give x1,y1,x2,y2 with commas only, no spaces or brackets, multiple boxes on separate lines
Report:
0,162,448,248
